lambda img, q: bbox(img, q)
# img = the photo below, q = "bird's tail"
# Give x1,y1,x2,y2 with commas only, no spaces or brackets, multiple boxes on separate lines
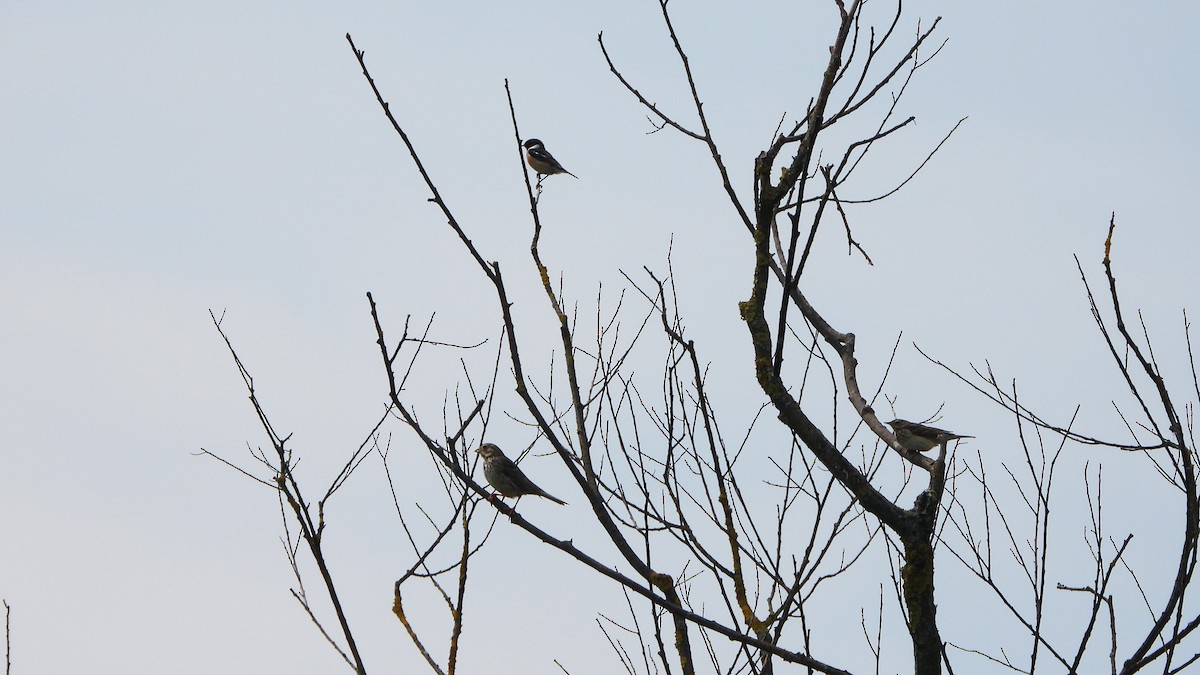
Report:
539,490,568,505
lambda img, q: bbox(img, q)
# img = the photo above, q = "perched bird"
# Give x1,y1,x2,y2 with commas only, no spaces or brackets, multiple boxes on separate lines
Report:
523,138,578,179
887,419,973,453
476,443,567,505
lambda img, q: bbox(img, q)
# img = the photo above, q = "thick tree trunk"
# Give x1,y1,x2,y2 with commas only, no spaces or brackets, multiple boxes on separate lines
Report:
901,535,941,675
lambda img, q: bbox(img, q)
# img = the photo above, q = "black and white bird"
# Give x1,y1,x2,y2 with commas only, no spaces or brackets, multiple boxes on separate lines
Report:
523,138,577,179
887,419,973,453
476,443,567,505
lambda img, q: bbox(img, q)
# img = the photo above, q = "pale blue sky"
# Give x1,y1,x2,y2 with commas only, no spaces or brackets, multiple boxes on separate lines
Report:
2,1,1198,673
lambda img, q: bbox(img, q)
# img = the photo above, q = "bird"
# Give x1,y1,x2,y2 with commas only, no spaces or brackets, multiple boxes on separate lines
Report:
523,138,578,179
887,419,973,453
476,443,567,505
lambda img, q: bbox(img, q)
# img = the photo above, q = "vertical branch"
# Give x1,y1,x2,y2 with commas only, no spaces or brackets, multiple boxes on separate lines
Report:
3,600,9,675
446,513,471,675
393,589,448,675
739,4,954,671
504,80,700,675
209,312,369,675
1100,218,1200,674
647,272,766,653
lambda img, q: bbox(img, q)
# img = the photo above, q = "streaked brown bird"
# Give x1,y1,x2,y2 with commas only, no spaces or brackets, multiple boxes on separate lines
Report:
887,419,973,453
476,443,567,505
523,138,578,179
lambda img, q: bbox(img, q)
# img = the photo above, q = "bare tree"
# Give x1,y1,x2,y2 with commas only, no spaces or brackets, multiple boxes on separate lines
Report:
930,216,1200,674
207,2,1198,675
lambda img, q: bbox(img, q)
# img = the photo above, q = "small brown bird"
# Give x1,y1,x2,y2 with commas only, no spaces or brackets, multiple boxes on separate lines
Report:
887,419,973,453
523,138,578,179
476,443,567,504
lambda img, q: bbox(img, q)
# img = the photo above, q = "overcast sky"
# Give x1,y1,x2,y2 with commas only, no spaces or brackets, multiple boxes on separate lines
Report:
2,1,1198,673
